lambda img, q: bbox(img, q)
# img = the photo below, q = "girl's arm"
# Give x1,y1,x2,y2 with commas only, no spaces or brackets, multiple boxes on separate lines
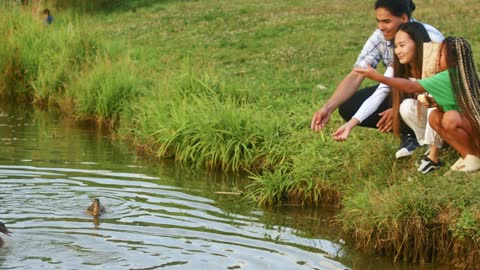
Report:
352,67,393,123
353,65,425,94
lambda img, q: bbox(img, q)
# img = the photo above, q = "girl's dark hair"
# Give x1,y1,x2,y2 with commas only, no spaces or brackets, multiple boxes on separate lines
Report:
375,0,416,19
391,22,431,136
445,37,480,150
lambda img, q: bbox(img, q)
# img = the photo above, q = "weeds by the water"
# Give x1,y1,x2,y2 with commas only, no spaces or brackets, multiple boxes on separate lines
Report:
0,8,100,104
120,67,294,172
66,55,147,126
339,172,480,267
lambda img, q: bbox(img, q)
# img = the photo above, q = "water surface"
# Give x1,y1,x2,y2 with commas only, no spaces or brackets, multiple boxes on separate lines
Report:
0,104,450,270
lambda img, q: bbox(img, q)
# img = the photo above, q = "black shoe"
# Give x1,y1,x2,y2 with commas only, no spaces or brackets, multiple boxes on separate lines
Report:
417,156,444,174
395,134,420,158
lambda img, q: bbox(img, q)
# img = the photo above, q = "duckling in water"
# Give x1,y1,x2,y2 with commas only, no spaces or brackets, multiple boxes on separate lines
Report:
86,198,106,216
0,222,12,247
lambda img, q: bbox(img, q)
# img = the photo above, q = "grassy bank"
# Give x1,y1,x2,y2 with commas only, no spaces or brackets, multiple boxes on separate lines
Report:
2,0,480,268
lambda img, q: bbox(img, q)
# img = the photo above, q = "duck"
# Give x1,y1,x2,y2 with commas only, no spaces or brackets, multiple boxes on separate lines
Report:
0,222,12,247
86,198,106,216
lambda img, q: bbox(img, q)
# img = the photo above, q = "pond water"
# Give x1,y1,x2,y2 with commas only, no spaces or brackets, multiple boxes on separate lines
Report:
0,104,450,270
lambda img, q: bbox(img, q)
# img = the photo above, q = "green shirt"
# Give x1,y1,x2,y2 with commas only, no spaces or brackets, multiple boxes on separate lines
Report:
418,70,458,111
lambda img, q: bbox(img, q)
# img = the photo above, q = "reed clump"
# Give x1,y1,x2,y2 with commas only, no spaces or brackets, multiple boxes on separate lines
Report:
120,68,294,173
66,55,148,127
0,8,100,105
339,172,480,268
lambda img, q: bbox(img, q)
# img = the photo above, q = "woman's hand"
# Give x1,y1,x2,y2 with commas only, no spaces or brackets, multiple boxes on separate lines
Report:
353,64,380,80
418,93,442,110
425,95,441,110
332,118,360,141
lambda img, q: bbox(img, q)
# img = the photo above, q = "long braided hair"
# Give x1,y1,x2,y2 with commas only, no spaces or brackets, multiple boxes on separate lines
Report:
445,37,480,150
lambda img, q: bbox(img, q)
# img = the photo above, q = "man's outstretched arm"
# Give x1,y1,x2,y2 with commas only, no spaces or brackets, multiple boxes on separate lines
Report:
311,71,365,131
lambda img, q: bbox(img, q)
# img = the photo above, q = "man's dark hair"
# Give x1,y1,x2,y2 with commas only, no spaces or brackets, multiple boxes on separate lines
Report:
375,0,416,19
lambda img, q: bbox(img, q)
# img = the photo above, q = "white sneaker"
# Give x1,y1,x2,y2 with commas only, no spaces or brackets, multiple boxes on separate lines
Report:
395,134,420,158
458,155,480,172
450,157,464,171
417,156,443,174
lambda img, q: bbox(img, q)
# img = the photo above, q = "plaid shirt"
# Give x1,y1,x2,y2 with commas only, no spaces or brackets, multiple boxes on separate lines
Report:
354,19,444,69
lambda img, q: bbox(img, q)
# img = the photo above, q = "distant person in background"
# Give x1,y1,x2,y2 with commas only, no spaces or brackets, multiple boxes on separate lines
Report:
43,8,53,24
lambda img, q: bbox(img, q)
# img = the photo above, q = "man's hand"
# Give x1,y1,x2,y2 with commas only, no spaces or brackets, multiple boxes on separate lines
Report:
310,108,331,132
377,108,393,132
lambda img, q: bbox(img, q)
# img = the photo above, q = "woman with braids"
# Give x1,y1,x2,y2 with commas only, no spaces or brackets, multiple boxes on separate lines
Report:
354,36,480,172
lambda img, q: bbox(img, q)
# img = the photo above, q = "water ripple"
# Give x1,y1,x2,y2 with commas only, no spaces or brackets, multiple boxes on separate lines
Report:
0,105,348,270
0,165,346,270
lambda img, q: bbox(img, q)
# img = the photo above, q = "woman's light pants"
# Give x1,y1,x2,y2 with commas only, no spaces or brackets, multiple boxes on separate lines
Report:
400,98,442,148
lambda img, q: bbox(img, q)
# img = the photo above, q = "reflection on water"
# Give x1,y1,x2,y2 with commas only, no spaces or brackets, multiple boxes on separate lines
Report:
0,104,451,270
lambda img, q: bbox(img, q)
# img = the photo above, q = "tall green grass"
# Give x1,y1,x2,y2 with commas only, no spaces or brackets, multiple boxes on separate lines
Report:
0,7,145,125
339,172,480,267
66,55,148,125
120,66,294,172
0,8,100,103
